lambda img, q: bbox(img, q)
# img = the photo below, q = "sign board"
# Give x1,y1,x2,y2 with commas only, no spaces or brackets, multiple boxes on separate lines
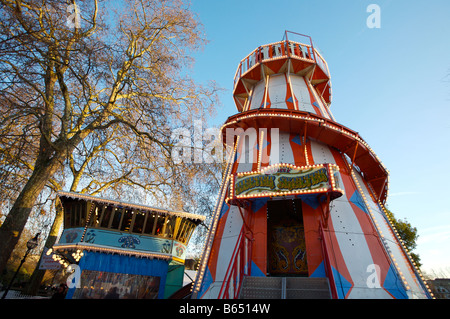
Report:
38,247,62,270
230,163,342,200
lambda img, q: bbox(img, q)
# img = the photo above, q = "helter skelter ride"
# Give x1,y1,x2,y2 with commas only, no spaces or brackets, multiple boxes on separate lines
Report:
191,31,433,299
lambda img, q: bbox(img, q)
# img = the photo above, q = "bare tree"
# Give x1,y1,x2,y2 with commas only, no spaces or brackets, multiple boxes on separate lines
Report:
0,0,218,274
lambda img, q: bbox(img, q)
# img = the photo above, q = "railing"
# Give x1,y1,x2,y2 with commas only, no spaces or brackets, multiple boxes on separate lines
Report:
314,49,330,78
319,221,338,299
233,39,330,91
192,146,238,298
218,227,253,299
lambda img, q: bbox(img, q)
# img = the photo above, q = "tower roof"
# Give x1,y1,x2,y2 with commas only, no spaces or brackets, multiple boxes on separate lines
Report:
233,31,332,112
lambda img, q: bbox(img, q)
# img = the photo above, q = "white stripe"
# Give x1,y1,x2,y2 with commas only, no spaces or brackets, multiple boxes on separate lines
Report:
268,74,288,109
215,206,244,284
249,80,265,110
352,171,428,298
290,75,316,114
270,131,295,165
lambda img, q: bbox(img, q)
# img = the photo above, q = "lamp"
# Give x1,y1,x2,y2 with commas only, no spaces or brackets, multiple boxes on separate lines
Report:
1,233,40,299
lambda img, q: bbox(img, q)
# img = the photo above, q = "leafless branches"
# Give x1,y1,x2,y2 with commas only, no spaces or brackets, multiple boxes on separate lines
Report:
0,0,221,273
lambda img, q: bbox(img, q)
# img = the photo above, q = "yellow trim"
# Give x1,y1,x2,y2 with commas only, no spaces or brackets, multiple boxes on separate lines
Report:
53,243,173,260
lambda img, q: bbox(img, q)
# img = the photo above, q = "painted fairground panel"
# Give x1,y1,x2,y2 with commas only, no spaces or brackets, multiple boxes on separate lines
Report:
72,270,160,299
267,199,308,276
57,227,187,261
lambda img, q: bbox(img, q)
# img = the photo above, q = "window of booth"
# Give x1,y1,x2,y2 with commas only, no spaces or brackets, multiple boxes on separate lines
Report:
175,219,187,242
80,203,86,226
74,202,86,227
163,216,176,238
88,203,101,227
177,220,195,244
63,199,87,228
73,203,79,226
184,222,196,244
174,219,188,244
154,216,166,236
144,213,157,235
120,209,133,232
111,208,123,229
64,202,71,228
100,206,113,228
74,202,81,226
132,211,146,234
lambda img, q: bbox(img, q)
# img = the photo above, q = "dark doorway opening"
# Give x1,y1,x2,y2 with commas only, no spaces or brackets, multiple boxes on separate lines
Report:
267,198,307,276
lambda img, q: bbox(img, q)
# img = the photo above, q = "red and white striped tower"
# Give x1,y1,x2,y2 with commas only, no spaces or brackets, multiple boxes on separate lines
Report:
192,32,432,299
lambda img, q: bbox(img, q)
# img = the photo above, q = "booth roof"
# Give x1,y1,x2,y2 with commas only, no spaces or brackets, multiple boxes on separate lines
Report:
58,191,206,222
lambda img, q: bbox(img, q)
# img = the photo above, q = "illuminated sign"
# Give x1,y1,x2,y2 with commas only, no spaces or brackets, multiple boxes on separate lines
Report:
230,163,343,200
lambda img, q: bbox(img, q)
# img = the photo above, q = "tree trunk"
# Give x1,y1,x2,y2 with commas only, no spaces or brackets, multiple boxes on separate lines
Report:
22,199,64,295
0,155,63,275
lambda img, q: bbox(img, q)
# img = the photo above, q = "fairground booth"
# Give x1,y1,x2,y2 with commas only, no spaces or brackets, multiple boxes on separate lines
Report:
51,191,205,299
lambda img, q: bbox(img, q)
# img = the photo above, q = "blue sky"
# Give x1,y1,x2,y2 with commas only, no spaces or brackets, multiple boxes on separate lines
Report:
189,0,450,276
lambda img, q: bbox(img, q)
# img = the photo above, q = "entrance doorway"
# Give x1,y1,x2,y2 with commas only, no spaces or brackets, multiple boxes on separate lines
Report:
267,198,307,276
